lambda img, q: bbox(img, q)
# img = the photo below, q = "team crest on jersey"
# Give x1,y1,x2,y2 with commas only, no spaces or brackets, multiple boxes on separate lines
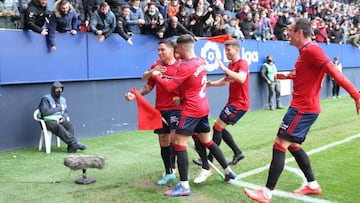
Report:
200,41,221,72
162,75,173,81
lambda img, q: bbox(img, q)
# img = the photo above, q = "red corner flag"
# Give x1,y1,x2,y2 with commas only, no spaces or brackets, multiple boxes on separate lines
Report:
198,34,234,44
130,88,163,130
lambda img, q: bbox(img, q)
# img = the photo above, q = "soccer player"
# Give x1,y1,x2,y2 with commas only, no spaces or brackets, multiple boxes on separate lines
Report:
125,39,181,185
243,18,360,203
152,34,237,197
193,39,248,184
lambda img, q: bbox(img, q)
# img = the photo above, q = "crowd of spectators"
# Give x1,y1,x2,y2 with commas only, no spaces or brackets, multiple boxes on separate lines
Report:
0,0,359,48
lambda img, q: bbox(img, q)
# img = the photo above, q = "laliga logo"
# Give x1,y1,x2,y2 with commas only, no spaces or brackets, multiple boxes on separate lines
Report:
200,41,222,72
240,47,259,66
200,41,259,72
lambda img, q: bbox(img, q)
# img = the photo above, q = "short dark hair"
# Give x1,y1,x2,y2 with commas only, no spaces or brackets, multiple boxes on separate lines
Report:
159,39,175,48
176,34,195,45
224,39,240,48
294,18,312,38
147,2,156,8
179,5,186,12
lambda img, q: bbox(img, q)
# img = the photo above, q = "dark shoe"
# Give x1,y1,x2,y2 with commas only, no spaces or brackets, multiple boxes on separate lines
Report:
67,142,87,153
192,158,202,166
276,106,284,109
77,143,87,150
228,153,245,165
67,143,78,153
224,171,237,182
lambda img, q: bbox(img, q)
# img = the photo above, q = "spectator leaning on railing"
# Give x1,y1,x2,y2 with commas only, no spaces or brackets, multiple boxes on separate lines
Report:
107,1,133,44
2,0,359,46
127,0,145,34
89,1,116,42
157,15,195,39
24,0,51,35
47,0,78,52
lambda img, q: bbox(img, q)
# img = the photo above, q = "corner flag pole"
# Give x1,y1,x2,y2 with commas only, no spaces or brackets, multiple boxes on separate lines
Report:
187,142,225,180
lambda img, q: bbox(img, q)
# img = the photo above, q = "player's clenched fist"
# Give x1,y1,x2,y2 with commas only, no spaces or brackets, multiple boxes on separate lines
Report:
154,65,167,73
173,96,182,106
152,70,161,76
124,92,136,101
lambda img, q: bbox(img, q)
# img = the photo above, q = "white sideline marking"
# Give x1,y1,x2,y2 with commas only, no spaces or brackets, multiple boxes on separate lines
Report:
231,133,360,202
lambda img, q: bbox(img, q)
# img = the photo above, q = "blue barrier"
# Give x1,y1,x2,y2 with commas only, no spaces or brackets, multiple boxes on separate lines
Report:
1,30,359,85
87,33,159,80
0,30,88,84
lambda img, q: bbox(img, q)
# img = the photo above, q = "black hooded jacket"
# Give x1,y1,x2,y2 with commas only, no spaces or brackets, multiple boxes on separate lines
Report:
38,82,68,119
24,0,51,33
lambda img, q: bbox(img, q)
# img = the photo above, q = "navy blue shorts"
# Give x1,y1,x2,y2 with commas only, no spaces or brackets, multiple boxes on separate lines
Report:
219,104,247,125
154,110,181,134
176,115,211,136
277,107,319,144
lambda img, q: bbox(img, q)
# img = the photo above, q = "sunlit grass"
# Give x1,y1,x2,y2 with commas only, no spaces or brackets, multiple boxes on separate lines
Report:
0,97,359,203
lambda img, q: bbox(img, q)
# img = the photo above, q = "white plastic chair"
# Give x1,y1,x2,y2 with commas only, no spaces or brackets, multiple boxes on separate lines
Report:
33,109,61,154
